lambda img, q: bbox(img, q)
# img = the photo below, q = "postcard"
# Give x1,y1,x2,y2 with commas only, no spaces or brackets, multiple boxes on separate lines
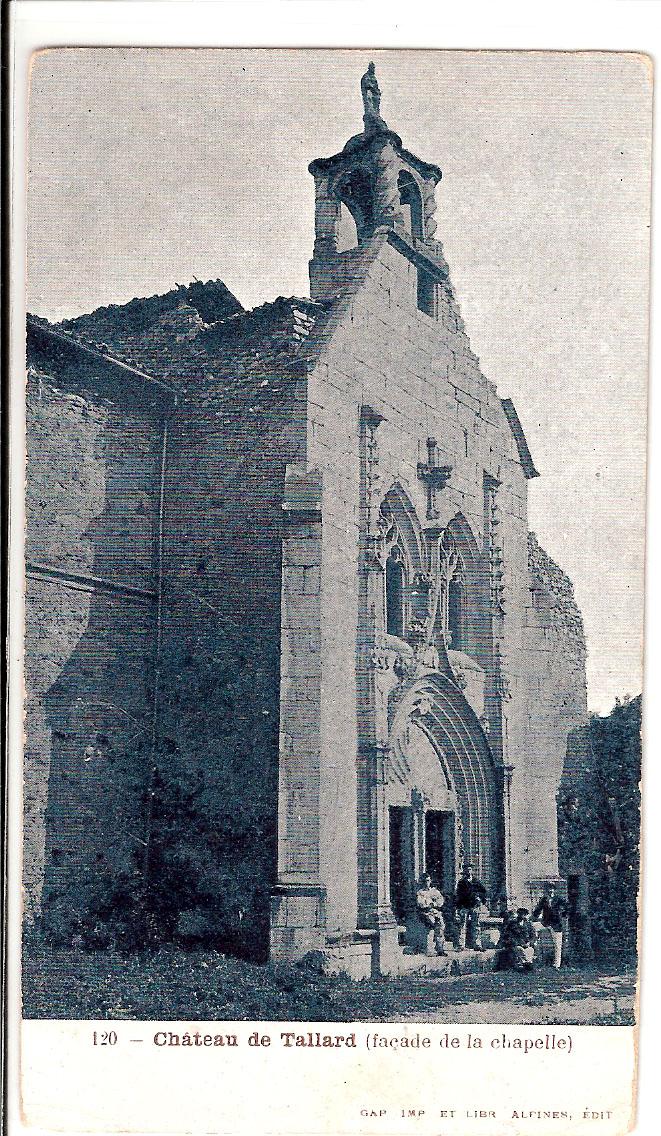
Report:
8,38,651,1136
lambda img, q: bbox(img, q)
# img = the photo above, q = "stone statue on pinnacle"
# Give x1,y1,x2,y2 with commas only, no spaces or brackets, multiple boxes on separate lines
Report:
361,62,388,134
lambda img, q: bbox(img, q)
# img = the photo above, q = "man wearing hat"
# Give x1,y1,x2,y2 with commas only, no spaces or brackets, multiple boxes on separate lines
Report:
532,881,568,969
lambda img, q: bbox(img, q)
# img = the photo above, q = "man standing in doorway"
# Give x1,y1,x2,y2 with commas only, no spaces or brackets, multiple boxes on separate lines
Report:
532,881,568,968
455,864,488,950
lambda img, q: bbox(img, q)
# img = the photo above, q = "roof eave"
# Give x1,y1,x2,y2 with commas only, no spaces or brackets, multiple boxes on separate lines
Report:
501,397,540,479
26,315,178,406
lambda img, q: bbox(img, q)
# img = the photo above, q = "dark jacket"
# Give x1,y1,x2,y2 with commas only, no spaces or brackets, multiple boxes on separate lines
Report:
455,877,487,909
502,915,534,949
532,896,568,932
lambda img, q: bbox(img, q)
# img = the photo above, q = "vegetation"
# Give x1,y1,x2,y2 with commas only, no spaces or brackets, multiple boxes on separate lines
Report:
23,937,635,1024
558,695,641,960
40,620,280,961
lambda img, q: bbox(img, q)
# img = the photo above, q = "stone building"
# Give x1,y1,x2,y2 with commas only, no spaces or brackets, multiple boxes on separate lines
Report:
25,67,587,975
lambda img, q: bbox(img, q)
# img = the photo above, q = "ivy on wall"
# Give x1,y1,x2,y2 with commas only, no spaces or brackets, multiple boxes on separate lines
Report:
39,617,280,960
144,611,281,960
558,695,641,960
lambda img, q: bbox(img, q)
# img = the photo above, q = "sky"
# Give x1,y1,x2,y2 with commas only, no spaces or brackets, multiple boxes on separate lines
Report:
26,48,652,714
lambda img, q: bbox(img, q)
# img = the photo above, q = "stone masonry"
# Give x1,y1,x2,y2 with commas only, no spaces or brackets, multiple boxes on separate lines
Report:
24,67,587,974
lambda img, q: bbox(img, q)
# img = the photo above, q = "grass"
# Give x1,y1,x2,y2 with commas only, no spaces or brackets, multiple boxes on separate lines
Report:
22,942,637,1024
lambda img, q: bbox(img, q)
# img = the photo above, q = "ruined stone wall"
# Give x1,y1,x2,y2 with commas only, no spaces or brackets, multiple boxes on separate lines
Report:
521,532,588,893
57,292,318,955
24,368,163,936
153,334,310,957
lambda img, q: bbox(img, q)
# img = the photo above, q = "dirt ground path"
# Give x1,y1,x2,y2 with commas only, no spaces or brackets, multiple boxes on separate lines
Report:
374,970,637,1025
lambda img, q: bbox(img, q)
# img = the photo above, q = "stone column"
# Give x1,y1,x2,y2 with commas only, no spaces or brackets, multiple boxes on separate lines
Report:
270,464,326,962
412,787,426,883
421,177,439,239
502,762,515,907
371,138,404,229
357,621,400,939
309,173,343,302
356,408,401,973
373,741,397,923
364,732,402,976
312,174,341,257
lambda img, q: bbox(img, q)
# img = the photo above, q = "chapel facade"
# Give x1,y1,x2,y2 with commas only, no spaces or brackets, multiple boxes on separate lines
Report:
24,67,587,976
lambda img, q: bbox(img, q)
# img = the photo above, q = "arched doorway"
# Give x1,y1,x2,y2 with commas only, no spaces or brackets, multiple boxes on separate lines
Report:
386,673,503,914
386,720,457,917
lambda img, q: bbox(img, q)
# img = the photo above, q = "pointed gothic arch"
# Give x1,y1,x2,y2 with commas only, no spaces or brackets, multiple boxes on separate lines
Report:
389,672,503,898
438,513,487,661
379,483,426,641
379,482,425,574
444,512,481,566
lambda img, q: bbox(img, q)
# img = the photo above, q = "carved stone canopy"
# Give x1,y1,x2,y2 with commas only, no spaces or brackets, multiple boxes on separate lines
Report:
418,462,453,493
417,438,452,520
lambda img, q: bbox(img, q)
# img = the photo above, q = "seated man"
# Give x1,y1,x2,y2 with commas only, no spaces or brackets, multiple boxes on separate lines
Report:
496,908,535,972
415,874,447,956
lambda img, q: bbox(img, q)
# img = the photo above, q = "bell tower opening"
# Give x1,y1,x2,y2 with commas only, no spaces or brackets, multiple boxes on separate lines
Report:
398,170,424,240
335,168,375,244
308,63,446,310
337,202,358,252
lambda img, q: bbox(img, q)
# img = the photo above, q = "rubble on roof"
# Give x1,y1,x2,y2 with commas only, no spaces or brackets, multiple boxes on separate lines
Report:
52,281,325,394
59,278,243,342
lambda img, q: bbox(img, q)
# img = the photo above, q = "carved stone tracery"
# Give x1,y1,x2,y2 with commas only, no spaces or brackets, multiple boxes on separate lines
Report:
362,407,390,568
438,529,465,651
365,476,495,743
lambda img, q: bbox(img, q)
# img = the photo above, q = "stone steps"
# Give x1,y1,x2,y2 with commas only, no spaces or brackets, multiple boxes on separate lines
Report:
395,947,498,978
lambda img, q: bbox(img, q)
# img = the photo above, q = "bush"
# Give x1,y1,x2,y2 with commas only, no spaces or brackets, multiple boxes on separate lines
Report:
38,619,280,959
558,695,641,959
